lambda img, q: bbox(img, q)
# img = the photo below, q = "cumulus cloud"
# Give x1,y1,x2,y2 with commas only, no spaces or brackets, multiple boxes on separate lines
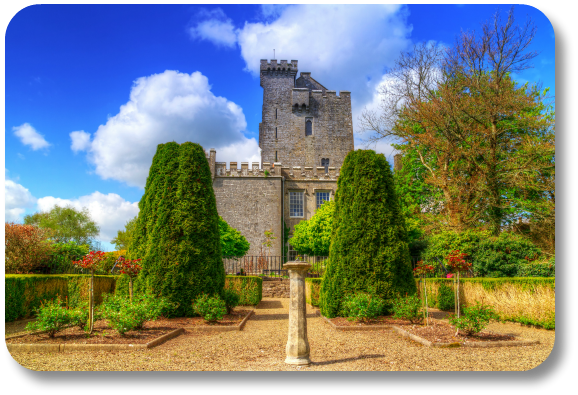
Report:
5,169,37,222
188,8,237,48
36,192,139,243
70,130,91,153
12,123,51,150
79,70,259,188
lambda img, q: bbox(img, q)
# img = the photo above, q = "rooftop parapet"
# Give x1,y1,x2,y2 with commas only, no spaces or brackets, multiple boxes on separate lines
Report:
213,161,339,179
260,59,298,71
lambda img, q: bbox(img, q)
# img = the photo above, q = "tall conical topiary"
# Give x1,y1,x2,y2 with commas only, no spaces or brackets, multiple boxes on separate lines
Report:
128,142,224,317
319,149,417,318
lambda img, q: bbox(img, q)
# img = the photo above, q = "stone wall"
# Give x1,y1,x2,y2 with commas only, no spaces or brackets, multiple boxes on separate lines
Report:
213,174,283,257
262,279,290,298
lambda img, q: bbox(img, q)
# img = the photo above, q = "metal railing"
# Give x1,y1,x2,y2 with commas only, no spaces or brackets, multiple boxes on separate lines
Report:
223,255,327,278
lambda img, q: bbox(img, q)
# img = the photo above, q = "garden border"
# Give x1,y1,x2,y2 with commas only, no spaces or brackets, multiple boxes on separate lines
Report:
184,309,254,332
319,313,540,348
6,328,185,353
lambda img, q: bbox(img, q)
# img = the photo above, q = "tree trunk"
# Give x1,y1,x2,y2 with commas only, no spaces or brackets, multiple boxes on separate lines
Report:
89,269,94,334
129,277,133,302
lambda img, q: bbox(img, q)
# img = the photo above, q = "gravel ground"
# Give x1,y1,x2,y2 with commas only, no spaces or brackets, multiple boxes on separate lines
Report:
7,298,554,371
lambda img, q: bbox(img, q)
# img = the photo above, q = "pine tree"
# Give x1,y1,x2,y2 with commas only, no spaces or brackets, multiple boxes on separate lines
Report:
128,142,224,317
319,149,417,318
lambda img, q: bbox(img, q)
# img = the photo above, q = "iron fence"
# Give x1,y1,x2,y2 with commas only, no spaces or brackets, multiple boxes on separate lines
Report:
223,256,328,278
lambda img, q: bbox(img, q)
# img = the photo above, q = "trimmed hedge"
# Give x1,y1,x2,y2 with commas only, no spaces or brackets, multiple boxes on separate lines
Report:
5,274,117,322
305,278,322,307
116,274,262,307
416,277,555,329
320,150,416,318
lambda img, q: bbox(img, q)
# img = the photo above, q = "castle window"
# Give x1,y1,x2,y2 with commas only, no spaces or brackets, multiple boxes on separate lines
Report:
305,119,313,136
321,158,329,173
275,151,278,162
316,191,330,209
275,127,277,139
289,192,304,218
276,108,277,119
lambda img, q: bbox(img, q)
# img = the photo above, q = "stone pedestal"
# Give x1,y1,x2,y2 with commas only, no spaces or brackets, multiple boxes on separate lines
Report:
283,261,311,365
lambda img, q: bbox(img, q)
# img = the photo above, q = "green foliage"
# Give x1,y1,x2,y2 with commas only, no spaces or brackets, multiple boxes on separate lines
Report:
224,276,262,305
25,296,73,337
341,292,386,322
101,293,173,335
222,289,240,314
68,301,103,330
43,241,90,274
392,294,423,324
473,232,543,277
5,222,54,274
517,256,555,277
449,302,498,335
289,199,335,256
437,282,455,311
320,150,417,318
128,142,225,317
193,294,227,323
219,216,250,257
306,278,322,306
24,205,100,247
111,216,137,251
5,274,116,322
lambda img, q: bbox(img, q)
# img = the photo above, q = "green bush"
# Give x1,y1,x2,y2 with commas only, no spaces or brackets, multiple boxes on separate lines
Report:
101,293,173,335
449,302,498,335
437,282,455,311
320,150,416,318
25,296,73,337
68,301,104,330
128,142,225,317
289,199,335,256
392,294,423,324
517,256,555,277
222,289,240,314
341,292,386,322
224,275,262,306
41,241,90,274
193,294,227,323
219,216,250,257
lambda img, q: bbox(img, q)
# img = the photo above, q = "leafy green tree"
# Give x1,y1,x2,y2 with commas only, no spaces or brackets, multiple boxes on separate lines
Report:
289,199,335,256
111,216,137,251
128,142,225,317
219,216,250,257
24,205,99,246
319,150,417,318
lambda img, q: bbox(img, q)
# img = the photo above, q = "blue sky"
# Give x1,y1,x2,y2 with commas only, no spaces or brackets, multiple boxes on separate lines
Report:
4,4,555,251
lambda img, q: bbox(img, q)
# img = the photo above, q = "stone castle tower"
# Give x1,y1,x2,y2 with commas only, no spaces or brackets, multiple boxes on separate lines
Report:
206,59,354,259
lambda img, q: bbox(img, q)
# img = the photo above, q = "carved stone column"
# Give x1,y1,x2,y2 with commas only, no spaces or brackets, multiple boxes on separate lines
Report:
283,261,311,365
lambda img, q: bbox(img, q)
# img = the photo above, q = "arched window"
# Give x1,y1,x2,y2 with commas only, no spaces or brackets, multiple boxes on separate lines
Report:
305,119,313,136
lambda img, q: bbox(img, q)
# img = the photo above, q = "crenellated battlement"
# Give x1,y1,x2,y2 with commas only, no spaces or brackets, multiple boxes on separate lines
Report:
212,160,339,180
260,59,298,71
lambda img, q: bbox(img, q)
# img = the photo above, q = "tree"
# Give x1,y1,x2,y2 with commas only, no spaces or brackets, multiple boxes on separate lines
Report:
289,199,335,256
24,205,99,246
361,8,555,236
219,216,250,257
128,142,225,317
5,222,53,274
111,216,137,251
319,150,417,318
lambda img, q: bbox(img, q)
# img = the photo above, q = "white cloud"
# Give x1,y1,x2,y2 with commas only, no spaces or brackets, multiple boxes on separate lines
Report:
70,130,91,153
188,8,237,48
12,123,51,150
36,192,139,243
80,70,258,188
235,5,412,108
4,171,37,222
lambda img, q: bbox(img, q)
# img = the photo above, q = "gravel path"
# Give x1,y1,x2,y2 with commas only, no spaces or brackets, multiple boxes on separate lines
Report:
8,298,554,371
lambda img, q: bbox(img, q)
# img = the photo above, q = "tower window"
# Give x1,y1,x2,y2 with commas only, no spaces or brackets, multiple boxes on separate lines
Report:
275,151,278,162
276,108,277,119
305,119,313,136
321,158,330,173
316,191,331,209
275,127,277,139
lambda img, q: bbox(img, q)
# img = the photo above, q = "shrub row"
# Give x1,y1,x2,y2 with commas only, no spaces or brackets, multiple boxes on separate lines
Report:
5,274,117,322
113,274,262,307
305,278,322,307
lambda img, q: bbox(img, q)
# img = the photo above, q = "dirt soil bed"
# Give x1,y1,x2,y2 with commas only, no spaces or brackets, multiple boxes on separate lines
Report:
6,309,252,345
329,316,515,344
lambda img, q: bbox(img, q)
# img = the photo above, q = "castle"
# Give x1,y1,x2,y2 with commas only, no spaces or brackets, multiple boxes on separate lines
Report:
205,59,354,257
